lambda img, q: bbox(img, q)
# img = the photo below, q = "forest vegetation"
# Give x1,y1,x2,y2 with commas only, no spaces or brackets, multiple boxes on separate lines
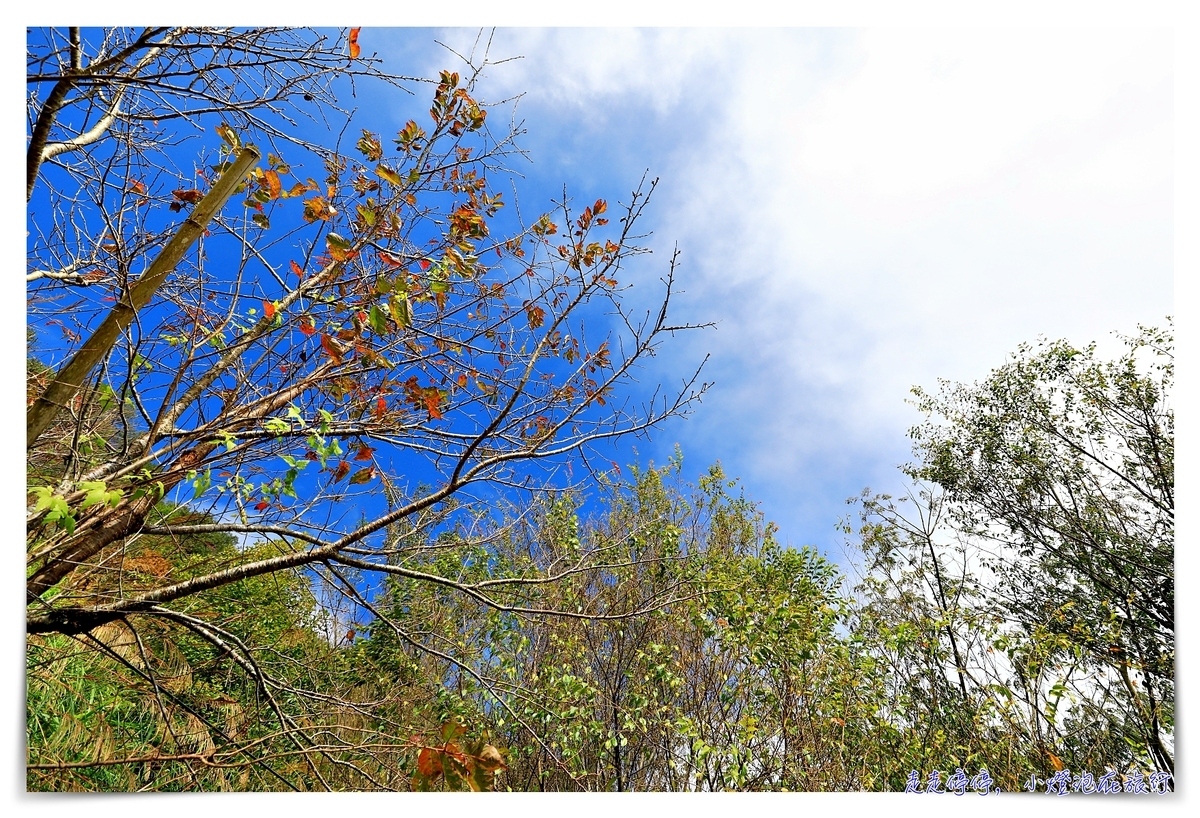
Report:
25,27,1173,792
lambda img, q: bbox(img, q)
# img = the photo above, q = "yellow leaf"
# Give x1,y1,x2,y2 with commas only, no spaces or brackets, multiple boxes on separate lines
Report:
376,164,403,187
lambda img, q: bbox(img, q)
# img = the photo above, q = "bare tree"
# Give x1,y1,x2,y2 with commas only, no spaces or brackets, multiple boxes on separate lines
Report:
27,27,708,789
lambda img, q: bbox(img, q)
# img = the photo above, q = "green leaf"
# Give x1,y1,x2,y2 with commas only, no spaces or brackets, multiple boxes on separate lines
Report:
389,296,411,327
368,304,388,335
192,469,212,499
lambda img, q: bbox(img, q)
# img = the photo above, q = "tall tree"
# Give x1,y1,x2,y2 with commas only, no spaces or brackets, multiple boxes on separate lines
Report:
904,324,1174,775
27,27,707,788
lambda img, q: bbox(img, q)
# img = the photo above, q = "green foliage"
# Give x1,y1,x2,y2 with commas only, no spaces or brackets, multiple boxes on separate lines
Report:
906,323,1173,775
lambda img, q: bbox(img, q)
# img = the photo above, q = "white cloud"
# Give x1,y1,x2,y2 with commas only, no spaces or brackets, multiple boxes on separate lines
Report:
423,27,1173,548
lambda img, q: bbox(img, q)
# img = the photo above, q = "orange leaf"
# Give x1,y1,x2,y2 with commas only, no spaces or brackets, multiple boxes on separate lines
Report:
298,317,316,337
303,196,332,222
348,27,362,60
374,397,387,418
354,445,375,461
263,300,276,319
417,747,442,778
320,333,344,362
423,390,443,420
263,169,282,199
456,373,468,388
289,260,305,278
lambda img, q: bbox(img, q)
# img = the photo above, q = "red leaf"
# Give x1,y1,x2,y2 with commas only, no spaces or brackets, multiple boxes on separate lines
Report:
418,259,431,271
129,180,147,196
378,251,404,268
456,373,468,388
263,300,276,320
374,397,387,418
354,445,375,461
331,460,351,483
289,260,305,278
348,27,362,60
298,317,316,337
254,501,270,511
172,189,204,204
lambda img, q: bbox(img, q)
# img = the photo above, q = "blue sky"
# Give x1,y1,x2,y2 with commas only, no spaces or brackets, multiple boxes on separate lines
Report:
15,24,1174,564
355,26,1174,561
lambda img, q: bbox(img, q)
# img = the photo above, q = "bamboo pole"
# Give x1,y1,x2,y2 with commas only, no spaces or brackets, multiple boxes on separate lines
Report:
27,146,260,448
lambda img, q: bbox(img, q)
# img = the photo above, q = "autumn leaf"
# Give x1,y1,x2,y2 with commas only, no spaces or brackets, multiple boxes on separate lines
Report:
172,189,204,204
476,744,505,772
456,373,468,388
375,164,403,187
330,460,351,483
325,232,356,262
263,300,276,320
215,122,241,150
263,169,282,199
353,445,375,461
349,466,375,485
378,251,404,268
348,27,361,60
303,196,333,222
298,317,316,337
289,260,305,278
424,391,443,420
524,302,546,330
356,129,382,162
417,747,442,779
320,333,344,363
